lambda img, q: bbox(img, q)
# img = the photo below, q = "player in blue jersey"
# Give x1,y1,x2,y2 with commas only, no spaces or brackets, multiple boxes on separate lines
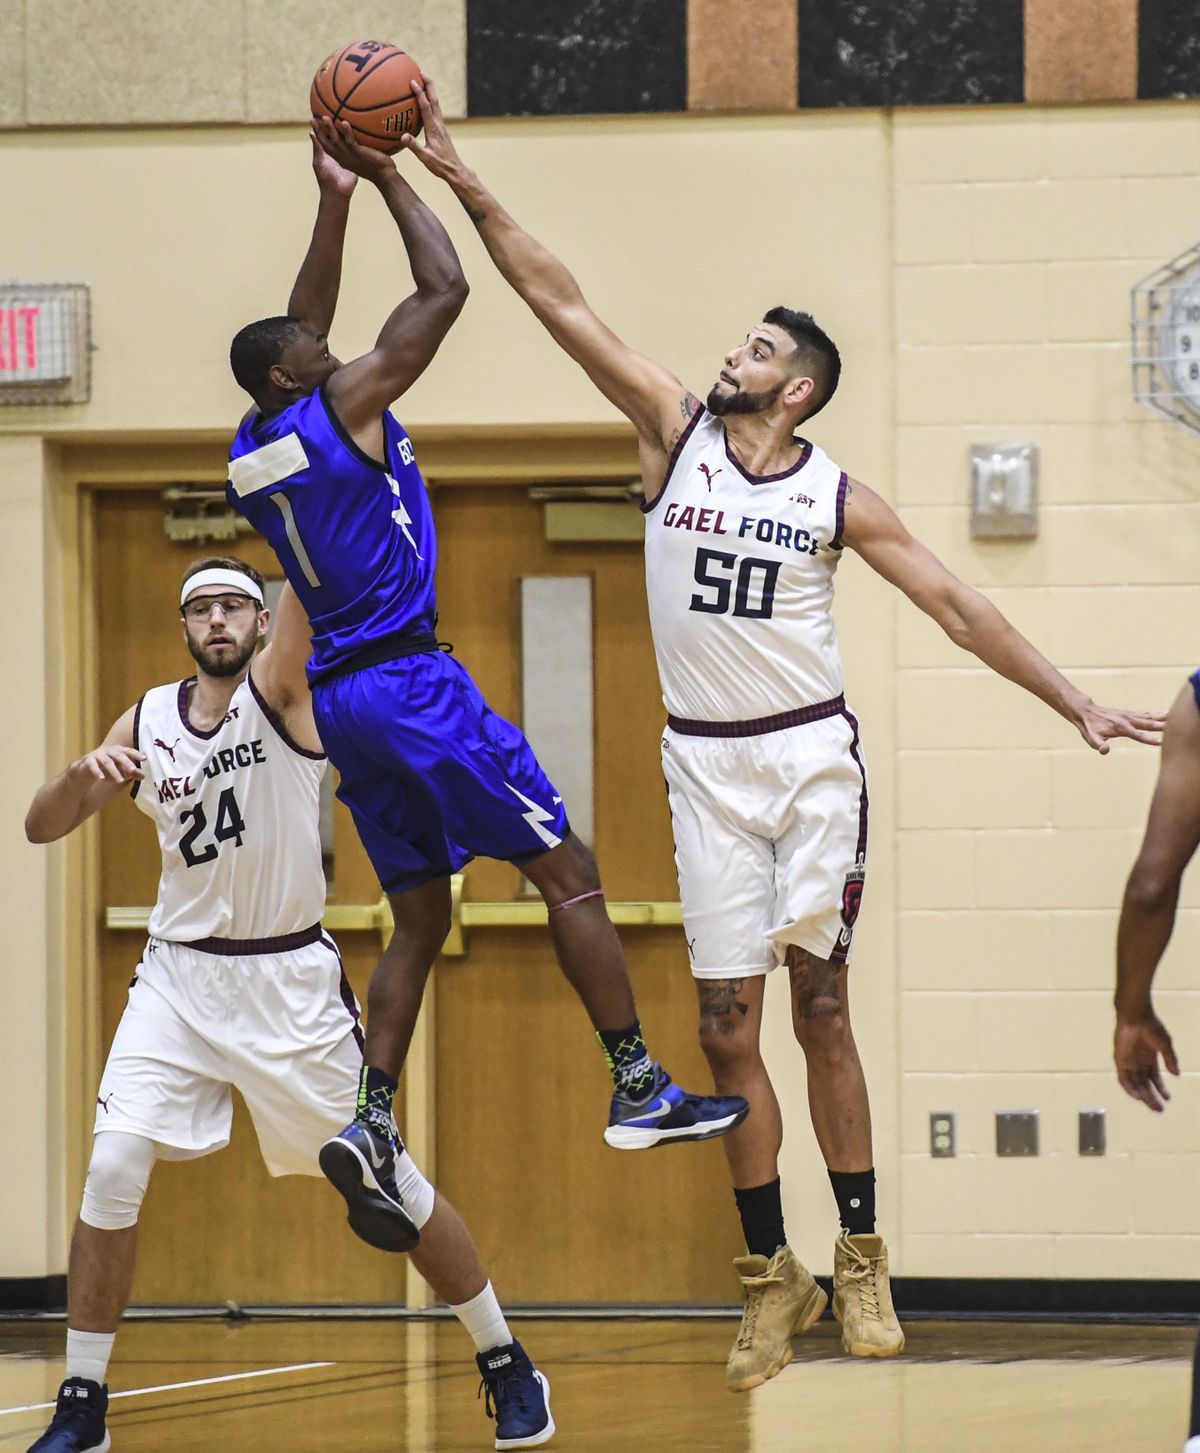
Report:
226,110,748,1253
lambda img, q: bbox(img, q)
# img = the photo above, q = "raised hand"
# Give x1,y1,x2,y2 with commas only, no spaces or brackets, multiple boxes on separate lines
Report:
1115,1011,1180,1112
397,74,467,183
1075,702,1167,753
310,130,358,199
310,116,397,185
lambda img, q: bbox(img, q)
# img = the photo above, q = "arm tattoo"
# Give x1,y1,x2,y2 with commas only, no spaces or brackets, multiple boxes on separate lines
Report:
458,197,488,225
666,392,702,454
786,946,843,1020
698,978,749,1037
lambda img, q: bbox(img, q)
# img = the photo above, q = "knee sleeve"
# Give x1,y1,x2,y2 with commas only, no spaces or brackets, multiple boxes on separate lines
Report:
394,1148,435,1230
80,1132,157,1231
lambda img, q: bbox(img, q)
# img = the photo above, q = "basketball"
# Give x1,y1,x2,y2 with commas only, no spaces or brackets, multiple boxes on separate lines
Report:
310,41,423,154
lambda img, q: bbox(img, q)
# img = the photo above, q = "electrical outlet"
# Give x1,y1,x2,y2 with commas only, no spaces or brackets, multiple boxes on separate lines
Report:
930,1112,955,1158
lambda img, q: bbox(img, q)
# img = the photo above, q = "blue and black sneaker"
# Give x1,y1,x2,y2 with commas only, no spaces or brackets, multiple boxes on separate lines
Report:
28,1377,110,1452
318,1119,420,1253
603,1064,749,1149
476,1341,554,1450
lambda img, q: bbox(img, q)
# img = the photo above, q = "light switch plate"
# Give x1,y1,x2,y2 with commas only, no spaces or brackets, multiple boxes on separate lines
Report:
996,1110,1039,1157
1079,1109,1106,1156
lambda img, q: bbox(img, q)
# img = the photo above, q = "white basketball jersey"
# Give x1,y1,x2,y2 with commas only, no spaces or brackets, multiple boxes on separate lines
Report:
643,409,848,721
131,672,327,941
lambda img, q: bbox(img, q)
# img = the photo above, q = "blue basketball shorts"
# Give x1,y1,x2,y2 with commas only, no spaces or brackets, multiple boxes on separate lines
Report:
312,651,570,894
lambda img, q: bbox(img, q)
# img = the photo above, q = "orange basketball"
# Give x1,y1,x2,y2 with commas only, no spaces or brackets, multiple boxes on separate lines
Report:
310,41,423,154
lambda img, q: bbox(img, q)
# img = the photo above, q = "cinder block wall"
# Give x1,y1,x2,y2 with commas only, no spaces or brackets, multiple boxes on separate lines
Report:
892,106,1200,1278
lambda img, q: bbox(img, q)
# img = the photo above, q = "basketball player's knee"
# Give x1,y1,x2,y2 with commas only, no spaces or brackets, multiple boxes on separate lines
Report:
792,1008,852,1063
529,832,601,902
698,1014,757,1080
80,1132,156,1232
393,1149,435,1231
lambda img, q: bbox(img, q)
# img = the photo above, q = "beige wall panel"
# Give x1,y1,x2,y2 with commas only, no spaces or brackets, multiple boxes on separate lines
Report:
28,1,246,125
895,263,1049,346
1025,0,1137,105
893,108,1047,183
897,421,1200,508
1045,104,1200,178
898,749,1052,829
0,1,25,127
0,112,888,445
246,0,467,123
0,437,61,1275
905,1230,1057,1276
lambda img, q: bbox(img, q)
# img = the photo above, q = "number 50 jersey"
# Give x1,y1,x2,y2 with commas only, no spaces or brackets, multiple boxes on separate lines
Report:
643,407,849,722
131,673,327,942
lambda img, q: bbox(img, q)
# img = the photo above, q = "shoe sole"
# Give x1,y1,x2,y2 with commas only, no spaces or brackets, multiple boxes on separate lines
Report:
495,1371,555,1449
318,1138,421,1253
832,1297,906,1358
727,1284,828,1394
603,1102,750,1150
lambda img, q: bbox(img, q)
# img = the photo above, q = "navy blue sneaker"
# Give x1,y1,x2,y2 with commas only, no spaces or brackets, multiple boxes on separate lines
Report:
476,1341,554,1450
603,1064,749,1149
28,1377,110,1452
318,1119,420,1253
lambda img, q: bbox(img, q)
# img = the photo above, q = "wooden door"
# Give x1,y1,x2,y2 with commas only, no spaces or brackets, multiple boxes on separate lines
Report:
431,485,743,1305
95,489,403,1305
92,478,742,1307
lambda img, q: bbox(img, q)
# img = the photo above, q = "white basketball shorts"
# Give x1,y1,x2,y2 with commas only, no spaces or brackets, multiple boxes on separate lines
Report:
94,933,363,1176
661,703,869,978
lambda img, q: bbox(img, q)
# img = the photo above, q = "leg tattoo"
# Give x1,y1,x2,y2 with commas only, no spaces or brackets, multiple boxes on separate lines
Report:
787,947,843,1021
699,979,750,1039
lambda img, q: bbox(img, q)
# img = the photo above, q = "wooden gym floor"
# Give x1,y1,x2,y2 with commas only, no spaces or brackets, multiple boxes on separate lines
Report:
0,1316,1193,1451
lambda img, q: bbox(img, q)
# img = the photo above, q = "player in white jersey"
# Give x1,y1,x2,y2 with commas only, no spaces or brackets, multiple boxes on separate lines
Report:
23,557,553,1453
402,79,1166,1387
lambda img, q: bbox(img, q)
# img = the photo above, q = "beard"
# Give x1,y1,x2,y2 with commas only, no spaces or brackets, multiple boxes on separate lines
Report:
186,632,257,678
705,380,785,417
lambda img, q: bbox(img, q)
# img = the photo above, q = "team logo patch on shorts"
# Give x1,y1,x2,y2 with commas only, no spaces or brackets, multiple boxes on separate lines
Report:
840,856,866,930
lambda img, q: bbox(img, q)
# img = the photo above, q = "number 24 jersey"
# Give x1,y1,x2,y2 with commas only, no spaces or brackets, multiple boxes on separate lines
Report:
131,673,327,942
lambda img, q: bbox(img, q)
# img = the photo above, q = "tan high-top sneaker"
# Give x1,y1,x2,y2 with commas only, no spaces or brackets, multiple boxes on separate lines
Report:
832,1230,905,1357
726,1245,828,1392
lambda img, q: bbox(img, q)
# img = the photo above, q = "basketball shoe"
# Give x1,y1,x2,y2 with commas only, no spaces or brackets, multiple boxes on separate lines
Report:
27,1377,110,1452
603,1064,748,1149
832,1230,905,1357
318,1119,420,1253
726,1246,828,1392
476,1340,555,1449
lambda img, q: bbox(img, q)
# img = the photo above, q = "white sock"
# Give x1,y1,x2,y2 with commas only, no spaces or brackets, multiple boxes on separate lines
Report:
448,1281,513,1354
66,1328,115,1386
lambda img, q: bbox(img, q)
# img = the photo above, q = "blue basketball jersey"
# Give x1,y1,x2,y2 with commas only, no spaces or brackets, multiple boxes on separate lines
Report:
227,387,436,679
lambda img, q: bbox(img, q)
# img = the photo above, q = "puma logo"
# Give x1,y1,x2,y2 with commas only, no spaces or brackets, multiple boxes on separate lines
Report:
698,463,721,491
154,737,180,764
97,1093,114,1114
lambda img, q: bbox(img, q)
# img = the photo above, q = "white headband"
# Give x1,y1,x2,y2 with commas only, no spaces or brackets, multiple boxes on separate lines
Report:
181,568,265,607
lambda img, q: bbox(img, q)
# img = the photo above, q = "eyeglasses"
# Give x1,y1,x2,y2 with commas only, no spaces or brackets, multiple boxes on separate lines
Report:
180,594,259,623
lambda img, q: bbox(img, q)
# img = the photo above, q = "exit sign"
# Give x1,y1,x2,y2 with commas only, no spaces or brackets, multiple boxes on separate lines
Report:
0,296,72,381
0,284,90,404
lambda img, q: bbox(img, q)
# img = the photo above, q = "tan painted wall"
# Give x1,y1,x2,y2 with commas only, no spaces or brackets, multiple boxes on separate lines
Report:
2,100,1198,1282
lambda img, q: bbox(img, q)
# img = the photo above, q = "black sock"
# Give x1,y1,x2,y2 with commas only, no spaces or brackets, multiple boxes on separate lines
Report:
1190,1326,1200,1437
829,1168,876,1235
734,1179,787,1259
596,1022,656,1100
355,1064,398,1135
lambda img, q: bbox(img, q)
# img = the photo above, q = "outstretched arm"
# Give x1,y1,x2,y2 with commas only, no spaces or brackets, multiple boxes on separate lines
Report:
399,75,693,490
313,117,469,438
1113,682,1200,1109
842,479,1165,752
25,706,142,843
287,133,359,335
